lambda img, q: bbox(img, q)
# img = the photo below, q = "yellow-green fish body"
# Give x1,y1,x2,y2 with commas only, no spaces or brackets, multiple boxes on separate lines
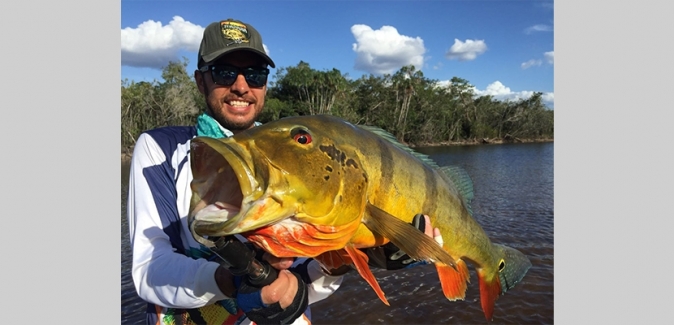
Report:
188,115,531,321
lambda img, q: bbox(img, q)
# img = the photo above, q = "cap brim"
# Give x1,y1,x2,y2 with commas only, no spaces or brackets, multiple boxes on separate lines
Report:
202,48,275,68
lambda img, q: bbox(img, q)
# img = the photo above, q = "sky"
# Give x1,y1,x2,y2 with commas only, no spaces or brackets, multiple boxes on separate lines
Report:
121,0,554,108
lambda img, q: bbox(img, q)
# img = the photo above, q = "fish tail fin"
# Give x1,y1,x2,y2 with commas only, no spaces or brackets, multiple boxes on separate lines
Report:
478,244,532,321
493,243,532,293
344,245,390,306
436,258,470,301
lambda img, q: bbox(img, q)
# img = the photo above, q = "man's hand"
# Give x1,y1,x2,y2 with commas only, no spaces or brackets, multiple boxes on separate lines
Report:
261,254,295,271
258,269,300,308
257,255,299,308
214,250,308,324
235,267,308,325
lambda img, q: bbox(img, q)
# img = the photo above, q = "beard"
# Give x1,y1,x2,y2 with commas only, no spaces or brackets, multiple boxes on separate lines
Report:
205,98,263,132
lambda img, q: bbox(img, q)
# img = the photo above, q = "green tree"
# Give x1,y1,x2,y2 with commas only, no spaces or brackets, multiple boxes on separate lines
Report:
123,58,553,152
258,97,296,122
349,74,389,126
269,61,349,116
121,57,203,151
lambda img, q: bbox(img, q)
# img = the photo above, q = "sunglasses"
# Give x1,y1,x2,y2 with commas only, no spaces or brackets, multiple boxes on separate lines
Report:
200,65,270,88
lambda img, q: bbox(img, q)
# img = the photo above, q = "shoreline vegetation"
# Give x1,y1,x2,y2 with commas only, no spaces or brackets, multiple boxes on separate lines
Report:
122,59,553,164
121,137,553,163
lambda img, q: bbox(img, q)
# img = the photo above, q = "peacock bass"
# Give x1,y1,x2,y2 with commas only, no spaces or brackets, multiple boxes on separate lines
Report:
188,114,531,321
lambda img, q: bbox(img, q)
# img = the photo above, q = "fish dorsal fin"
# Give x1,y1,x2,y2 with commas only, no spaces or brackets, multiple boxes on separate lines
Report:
357,125,440,168
438,165,475,215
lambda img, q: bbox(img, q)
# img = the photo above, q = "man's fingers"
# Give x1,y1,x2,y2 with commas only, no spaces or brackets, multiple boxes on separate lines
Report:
422,215,443,246
278,270,299,308
259,270,299,308
263,253,295,270
433,228,444,247
260,253,299,308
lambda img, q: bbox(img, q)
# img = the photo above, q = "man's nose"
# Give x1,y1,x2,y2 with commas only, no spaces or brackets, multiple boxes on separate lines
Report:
230,74,249,94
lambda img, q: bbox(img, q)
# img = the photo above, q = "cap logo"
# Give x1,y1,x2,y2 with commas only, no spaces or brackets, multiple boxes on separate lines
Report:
220,21,250,45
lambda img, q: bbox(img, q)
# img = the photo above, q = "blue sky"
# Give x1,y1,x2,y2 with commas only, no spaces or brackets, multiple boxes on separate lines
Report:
122,0,554,107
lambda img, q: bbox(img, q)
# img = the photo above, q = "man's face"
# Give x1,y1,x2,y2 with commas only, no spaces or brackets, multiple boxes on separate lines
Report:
195,51,268,133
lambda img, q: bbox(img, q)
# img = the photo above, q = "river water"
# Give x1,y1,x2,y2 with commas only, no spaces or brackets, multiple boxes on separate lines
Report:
121,142,554,324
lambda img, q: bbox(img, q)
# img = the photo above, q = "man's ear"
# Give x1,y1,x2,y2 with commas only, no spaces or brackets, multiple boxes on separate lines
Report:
194,70,206,95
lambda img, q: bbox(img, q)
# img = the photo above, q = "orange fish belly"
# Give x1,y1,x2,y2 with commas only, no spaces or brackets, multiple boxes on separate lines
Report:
244,219,361,258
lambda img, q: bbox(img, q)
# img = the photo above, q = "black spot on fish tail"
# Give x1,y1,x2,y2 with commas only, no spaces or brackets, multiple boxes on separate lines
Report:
325,166,333,172
324,175,330,181
340,152,346,166
346,158,358,169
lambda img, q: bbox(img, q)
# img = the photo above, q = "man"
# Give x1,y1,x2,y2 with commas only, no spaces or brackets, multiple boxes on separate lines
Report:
127,18,440,325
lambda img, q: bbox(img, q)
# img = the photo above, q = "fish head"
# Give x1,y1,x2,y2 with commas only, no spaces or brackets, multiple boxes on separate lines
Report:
189,115,370,257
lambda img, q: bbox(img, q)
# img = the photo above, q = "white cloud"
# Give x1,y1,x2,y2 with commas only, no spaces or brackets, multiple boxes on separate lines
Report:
121,16,205,69
473,81,554,108
445,39,487,61
521,51,554,69
524,24,553,34
432,80,555,108
434,80,450,88
351,24,426,75
541,92,554,103
521,59,542,69
476,81,513,96
544,51,554,64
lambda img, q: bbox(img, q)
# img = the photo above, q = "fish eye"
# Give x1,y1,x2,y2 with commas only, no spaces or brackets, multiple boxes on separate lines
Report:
291,129,312,145
498,259,505,272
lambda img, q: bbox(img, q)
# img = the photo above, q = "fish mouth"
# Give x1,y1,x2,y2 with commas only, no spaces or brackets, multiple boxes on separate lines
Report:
188,137,296,247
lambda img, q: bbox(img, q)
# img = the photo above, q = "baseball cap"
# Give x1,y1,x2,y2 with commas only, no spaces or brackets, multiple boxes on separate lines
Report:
197,19,275,69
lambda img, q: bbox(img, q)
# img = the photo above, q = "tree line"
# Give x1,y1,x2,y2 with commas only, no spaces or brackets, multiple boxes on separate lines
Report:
121,58,553,153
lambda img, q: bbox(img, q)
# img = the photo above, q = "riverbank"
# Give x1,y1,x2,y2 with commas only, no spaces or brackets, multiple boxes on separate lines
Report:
408,137,553,148
121,137,553,163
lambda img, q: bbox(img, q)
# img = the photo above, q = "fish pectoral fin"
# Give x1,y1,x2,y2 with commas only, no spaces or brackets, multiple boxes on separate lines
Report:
344,245,390,306
363,203,457,270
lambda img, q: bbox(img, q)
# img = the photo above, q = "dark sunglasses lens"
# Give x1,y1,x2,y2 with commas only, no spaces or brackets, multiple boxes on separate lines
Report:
243,69,268,87
212,67,238,86
211,66,268,87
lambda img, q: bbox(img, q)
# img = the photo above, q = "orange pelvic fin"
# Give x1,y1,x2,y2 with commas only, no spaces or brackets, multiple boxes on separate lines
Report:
315,249,351,271
477,269,502,322
344,245,390,306
436,258,470,301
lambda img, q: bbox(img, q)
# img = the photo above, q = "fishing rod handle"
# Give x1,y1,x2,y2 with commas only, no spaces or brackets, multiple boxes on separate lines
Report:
210,236,278,288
